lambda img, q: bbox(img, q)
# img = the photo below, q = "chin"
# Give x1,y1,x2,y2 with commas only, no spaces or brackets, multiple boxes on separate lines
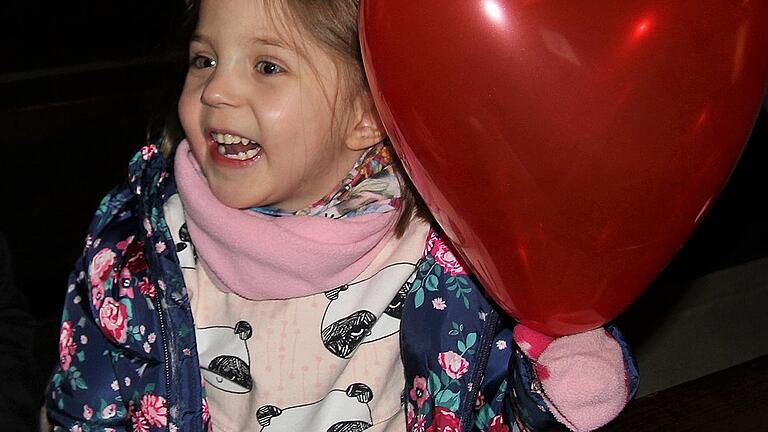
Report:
209,186,263,210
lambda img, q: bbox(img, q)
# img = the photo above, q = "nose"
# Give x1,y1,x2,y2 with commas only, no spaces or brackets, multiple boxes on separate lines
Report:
200,66,242,108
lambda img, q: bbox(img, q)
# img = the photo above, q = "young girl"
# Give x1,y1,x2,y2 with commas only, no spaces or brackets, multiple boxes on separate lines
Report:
46,0,638,431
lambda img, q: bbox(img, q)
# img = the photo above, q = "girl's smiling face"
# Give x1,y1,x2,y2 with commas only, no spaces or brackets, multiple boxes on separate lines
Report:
179,0,377,210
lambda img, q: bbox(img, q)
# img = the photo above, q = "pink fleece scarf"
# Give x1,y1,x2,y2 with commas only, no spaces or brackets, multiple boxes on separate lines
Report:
174,140,399,300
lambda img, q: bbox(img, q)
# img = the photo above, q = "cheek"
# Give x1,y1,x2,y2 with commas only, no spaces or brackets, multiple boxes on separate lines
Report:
178,81,200,137
177,88,209,166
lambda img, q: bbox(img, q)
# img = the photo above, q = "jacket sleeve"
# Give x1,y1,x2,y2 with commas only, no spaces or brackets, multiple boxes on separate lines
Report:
45,183,141,431
46,247,133,431
473,319,639,431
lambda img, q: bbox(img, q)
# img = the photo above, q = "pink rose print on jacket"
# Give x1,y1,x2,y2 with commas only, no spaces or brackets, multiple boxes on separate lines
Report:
138,277,156,299
438,351,470,380
91,283,105,310
83,404,94,420
118,240,149,299
99,297,129,343
489,415,510,432
141,144,158,161
424,230,438,256
123,240,148,275
432,297,447,310
58,320,77,371
115,235,135,251
202,397,211,431
129,400,150,432
140,393,168,428
427,406,461,432
430,236,467,276
474,393,485,410
102,404,117,419
408,412,426,432
409,376,431,408
90,247,116,308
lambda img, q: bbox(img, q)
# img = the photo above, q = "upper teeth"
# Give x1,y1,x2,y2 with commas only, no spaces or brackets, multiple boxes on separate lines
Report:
213,133,252,145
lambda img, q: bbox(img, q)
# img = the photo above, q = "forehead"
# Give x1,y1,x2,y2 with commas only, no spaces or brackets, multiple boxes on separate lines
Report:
195,0,347,97
196,0,298,47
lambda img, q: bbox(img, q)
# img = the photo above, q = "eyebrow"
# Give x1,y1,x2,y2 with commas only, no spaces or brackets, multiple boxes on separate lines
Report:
247,36,293,50
190,33,293,51
190,33,210,44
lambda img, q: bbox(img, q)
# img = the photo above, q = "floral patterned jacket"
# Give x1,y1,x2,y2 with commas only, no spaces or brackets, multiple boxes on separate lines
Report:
47,144,639,432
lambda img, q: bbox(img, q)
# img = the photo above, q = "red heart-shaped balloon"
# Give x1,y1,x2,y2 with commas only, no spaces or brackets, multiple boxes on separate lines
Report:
361,0,768,335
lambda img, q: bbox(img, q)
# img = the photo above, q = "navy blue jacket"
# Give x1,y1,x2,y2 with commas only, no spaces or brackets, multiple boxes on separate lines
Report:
46,144,638,431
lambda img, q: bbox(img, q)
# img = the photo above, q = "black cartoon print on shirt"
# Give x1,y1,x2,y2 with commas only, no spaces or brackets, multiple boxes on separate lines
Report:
197,321,254,393
175,222,197,269
321,262,417,358
165,194,197,270
256,383,374,431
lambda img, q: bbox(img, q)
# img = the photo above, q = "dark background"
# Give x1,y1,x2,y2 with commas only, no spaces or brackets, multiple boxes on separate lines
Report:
0,2,189,425
0,1,766,428
1,1,187,318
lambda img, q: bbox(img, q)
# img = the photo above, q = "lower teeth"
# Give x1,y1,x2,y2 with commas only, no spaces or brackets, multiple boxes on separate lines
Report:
218,145,260,161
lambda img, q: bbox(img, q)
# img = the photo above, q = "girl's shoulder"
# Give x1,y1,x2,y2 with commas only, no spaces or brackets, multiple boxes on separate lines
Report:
78,143,171,310
78,143,176,310
87,143,173,238
418,228,480,301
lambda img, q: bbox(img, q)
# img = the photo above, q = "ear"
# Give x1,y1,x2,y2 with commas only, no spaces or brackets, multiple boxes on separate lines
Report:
345,92,386,151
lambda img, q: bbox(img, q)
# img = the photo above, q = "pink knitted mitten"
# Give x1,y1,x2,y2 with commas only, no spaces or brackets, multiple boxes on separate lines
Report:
513,325,629,432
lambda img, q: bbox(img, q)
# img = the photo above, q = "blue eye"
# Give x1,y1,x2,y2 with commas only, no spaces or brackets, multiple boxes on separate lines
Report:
191,55,216,69
256,61,284,75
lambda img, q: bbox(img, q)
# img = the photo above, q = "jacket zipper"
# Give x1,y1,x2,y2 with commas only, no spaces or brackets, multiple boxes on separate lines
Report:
155,293,172,431
146,212,173,431
460,308,499,432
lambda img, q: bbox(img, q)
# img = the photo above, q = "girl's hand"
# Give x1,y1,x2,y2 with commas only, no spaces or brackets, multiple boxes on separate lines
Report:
513,325,630,432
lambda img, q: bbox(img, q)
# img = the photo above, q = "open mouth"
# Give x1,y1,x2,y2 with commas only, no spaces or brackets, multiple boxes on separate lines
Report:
212,132,262,161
